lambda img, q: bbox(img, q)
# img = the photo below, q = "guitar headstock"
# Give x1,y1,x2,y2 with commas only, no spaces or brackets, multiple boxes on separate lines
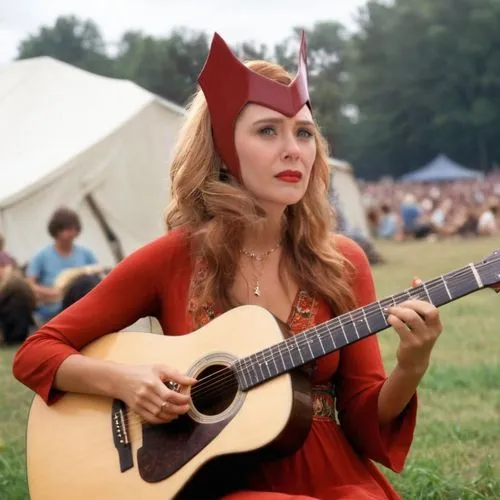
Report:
477,248,500,293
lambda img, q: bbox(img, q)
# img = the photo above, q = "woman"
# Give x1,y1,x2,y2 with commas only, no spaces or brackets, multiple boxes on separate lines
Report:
13,32,442,499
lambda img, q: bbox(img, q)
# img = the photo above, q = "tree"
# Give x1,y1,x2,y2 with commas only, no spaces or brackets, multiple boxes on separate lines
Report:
274,22,352,159
347,0,500,178
16,3,500,179
114,28,209,105
17,16,113,76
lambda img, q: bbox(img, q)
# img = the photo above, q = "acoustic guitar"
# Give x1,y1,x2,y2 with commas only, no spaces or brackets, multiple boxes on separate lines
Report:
25,250,500,499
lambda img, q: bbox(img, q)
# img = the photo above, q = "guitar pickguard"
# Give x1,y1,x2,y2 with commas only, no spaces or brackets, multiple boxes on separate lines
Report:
137,414,233,483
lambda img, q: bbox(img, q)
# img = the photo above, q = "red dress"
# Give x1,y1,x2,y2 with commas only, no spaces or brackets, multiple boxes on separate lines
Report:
12,229,417,499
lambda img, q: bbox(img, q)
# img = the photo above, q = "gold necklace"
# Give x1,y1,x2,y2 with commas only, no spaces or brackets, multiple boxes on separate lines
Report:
240,242,281,296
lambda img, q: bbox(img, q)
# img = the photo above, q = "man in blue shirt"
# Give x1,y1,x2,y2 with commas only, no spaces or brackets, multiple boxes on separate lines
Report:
26,207,98,322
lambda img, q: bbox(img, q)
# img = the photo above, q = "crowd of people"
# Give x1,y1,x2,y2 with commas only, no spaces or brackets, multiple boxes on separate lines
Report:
4,175,496,345
0,207,104,345
360,172,500,241
3,173,498,347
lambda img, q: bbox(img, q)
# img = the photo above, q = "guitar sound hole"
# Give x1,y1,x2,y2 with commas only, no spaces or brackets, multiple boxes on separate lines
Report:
191,364,239,416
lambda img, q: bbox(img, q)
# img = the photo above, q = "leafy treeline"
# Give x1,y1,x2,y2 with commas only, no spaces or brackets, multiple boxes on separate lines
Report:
15,0,500,179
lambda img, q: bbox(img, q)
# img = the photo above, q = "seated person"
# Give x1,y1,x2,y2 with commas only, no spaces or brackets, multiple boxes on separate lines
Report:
477,200,498,236
0,265,36,345
0,233,18,268
400,194,430,239
26,207,99,323
376,203,401,240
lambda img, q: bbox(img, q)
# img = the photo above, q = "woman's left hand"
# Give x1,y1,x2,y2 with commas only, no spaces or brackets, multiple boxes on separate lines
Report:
386,278,443,374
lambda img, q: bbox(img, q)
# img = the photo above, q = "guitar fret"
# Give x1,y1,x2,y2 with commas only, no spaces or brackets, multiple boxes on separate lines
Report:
256,352,266,382
369,301,389,332
469,263,483,288
425,277,446,307
270,349,279,376
378,301,386,315
306,335,315,358
248,356,258,385
295,336,305,363
284,342,294,371
276,344,286,372
340,320,349,343
239,363,250,388
351,313,361,339
236,257,495,391
441,275,452,300
317,324,337,353
318,332,326,355
263,351,273,379
361,308,371,332
331,329,337,349
286,337,303,368
321,325,337,351
422,282,432,302
248,357,259,386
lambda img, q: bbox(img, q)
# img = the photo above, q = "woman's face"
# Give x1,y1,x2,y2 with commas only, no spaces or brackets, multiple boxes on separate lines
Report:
234,104,317,211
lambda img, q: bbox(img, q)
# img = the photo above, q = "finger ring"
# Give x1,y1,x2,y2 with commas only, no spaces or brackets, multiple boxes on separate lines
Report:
165,380,180,392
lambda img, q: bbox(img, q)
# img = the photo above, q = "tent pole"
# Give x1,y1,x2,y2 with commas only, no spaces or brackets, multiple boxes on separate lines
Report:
84,194,124,263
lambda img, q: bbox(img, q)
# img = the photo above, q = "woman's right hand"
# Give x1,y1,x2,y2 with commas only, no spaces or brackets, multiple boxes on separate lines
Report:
116,364,197,424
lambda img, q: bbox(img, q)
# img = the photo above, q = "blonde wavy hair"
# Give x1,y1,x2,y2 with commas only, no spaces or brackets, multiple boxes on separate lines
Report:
165,60,357,321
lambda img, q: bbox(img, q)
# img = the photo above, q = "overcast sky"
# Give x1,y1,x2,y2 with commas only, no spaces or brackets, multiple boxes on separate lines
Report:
0,0,368,64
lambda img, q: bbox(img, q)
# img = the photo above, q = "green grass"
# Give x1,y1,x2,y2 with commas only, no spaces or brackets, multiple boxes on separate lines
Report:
0,347,31,499
1,236,500,499
372,237,500,499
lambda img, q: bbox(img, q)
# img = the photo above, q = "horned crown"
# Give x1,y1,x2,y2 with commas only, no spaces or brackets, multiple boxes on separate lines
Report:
197,31,311,179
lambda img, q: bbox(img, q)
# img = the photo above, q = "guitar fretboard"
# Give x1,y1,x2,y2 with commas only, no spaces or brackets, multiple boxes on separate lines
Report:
235,262,486,390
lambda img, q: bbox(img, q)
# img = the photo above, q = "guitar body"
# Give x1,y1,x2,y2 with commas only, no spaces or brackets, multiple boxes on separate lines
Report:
26,305,312,500
27,248,500,499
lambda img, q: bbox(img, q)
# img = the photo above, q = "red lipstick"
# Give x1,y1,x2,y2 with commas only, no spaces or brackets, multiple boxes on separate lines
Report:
275,170,302,183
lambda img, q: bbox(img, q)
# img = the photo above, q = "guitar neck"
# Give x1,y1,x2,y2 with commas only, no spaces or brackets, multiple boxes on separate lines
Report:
236,262,487,391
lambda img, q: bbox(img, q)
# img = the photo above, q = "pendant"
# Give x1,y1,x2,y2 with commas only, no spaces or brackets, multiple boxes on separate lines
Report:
254,283,261,296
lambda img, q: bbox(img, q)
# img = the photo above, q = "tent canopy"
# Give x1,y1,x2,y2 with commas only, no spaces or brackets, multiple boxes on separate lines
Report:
399,154,483,182
0,56,369,268
0,56,186,266
328,158,370,239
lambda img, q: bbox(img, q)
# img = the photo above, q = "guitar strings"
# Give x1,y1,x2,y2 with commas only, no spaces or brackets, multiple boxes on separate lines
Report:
88,259,499,433
185,260,497,400
106,250,479,432
58,258,500,447
188,261,496,400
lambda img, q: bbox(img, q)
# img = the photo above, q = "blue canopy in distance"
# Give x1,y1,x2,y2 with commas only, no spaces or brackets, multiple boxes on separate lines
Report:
400,154,483,182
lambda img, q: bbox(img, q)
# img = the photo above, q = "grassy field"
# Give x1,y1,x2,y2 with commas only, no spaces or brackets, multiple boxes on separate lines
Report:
1,236,500,499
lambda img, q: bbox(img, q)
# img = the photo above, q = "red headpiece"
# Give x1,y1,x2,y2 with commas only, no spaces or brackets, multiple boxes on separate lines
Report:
198,31,311,180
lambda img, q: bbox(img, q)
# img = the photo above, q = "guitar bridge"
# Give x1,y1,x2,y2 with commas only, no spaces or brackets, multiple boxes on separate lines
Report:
111,399,133,472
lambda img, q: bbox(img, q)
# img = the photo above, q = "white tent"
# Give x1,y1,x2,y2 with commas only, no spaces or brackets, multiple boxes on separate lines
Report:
328,158,370,239
0,56,369,268
0,56,186,267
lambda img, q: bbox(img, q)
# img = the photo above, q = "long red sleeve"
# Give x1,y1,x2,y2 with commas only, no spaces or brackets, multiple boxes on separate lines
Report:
12,229,191,404
334,236,417,472
13,230,414,498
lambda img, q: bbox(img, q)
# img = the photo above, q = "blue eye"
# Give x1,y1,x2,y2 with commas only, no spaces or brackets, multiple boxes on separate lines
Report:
297,128,314,138
258,126,276,136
